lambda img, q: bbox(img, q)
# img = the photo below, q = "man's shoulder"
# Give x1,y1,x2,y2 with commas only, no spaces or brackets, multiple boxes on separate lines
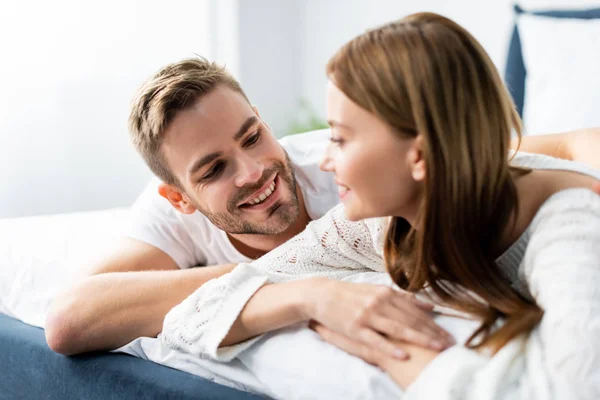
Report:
277,129,329,174
278,130,340,219
278,129,330,163
127,178,230,267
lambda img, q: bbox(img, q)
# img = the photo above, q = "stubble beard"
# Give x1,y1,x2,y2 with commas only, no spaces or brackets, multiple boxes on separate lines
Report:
191,152,301,235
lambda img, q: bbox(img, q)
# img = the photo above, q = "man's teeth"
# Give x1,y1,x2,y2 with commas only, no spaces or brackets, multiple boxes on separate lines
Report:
248,181,276,205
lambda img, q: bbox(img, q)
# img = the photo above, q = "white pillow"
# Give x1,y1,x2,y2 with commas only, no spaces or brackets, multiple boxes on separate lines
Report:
0,208,129,327
119,272,480,400
518,14,600,134
119,273,405,400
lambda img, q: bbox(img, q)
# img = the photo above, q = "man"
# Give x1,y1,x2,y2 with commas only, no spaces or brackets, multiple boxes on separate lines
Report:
45,57,600,355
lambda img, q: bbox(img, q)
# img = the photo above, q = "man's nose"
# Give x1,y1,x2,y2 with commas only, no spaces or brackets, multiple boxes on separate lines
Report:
234,154,264,187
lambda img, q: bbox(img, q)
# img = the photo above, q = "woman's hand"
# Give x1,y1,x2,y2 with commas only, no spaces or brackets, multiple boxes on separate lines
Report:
303,279,454,359
311,321,440,389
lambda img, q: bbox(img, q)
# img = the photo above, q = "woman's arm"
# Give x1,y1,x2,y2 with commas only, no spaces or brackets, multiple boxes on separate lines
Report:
513,127,600,169
316,188,600,399
403,189,600,398
161,205,451,362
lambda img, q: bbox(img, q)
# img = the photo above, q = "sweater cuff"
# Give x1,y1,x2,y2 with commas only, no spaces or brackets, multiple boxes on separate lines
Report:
206,273,270,361
403,346,485,400
161,264,269,362
206,267,268,362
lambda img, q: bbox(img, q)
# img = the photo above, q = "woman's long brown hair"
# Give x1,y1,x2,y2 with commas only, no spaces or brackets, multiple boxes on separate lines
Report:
326,12,542,352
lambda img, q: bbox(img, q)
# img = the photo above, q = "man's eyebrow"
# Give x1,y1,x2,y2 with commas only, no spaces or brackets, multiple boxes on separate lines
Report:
188,152,222,177
234,116,259,141
187,116,258,177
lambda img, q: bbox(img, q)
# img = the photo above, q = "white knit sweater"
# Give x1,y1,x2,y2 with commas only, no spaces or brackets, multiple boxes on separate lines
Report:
162,153,600,399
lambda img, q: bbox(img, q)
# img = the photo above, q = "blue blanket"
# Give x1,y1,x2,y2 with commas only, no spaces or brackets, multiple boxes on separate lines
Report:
0,313,265,400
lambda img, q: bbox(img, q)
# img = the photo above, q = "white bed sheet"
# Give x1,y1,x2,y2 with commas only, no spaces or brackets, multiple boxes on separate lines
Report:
0,208,130,327
1,209,480,400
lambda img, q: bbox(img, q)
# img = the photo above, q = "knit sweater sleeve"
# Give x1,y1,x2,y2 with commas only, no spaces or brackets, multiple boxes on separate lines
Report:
404,188,600,400
161,204,387,361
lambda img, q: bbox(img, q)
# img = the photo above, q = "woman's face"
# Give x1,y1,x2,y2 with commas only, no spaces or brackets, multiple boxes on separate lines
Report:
320,80,425,222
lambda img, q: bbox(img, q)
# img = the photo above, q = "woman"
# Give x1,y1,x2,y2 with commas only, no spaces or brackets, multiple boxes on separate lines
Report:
162,13,600,398
314,13,600,397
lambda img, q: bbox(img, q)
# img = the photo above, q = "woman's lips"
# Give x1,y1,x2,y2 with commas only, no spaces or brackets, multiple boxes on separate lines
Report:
337,183,350,200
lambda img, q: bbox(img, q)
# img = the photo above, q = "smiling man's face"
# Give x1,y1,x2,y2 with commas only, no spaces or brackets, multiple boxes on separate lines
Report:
160,85,300,235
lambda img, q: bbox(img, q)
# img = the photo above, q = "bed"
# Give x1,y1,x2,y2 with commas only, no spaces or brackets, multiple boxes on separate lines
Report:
0,208,264,399
0,207,407,400
2,4,599,399
0,313,263,400
504,4,600,131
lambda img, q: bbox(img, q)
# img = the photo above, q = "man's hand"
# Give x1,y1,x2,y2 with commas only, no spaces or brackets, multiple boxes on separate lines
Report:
569,128,600,170
304,280,454,359
515,127,600,170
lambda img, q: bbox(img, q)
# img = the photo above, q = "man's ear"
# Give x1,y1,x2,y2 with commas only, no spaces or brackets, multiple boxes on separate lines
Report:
408,134,426,182
158,183,197,214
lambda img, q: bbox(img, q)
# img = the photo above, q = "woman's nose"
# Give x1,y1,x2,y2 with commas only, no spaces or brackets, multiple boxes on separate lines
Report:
319,145,335,172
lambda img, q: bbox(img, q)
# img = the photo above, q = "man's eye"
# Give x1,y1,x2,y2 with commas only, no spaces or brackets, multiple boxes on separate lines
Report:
201,162,224,182
243,131,261,147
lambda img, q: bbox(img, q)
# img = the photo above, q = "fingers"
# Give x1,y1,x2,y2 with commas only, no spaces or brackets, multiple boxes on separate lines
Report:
368,312,453,351
387,298,455,346
313,322,397,366
352,286,453,349
593,182,600,195
356,327,410,360
396,291,435,312
310,319,408,361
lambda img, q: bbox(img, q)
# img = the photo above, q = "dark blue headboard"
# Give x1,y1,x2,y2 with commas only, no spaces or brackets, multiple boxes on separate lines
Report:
504,4,600,117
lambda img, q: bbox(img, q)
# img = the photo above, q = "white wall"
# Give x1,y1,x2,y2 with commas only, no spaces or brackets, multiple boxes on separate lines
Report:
2,0,597,218
301,0,516,119
301,0,600,117
0,0,212,218
236,0,306,138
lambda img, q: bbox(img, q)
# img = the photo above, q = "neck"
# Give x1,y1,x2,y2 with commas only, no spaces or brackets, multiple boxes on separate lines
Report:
228,184,311,259
395,193,422,228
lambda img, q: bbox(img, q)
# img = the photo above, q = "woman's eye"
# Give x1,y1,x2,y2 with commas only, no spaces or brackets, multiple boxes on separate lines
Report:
329,137,344,146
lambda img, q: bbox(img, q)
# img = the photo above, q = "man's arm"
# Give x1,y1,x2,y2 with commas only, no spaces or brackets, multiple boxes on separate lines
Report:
513,127,600,170
45,237,235,355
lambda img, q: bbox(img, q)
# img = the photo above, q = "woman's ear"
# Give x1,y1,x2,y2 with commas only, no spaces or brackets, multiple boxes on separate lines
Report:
158,183,197,214
409,134,426,182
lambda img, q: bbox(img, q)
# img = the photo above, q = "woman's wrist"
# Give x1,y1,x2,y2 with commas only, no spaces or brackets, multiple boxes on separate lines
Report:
379,342,442,389
293,277,332,321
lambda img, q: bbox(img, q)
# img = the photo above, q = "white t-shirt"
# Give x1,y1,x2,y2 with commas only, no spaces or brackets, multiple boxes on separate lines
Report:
125,129,340,268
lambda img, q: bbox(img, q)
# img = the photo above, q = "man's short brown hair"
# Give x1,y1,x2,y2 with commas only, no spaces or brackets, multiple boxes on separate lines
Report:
128,57,249,187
